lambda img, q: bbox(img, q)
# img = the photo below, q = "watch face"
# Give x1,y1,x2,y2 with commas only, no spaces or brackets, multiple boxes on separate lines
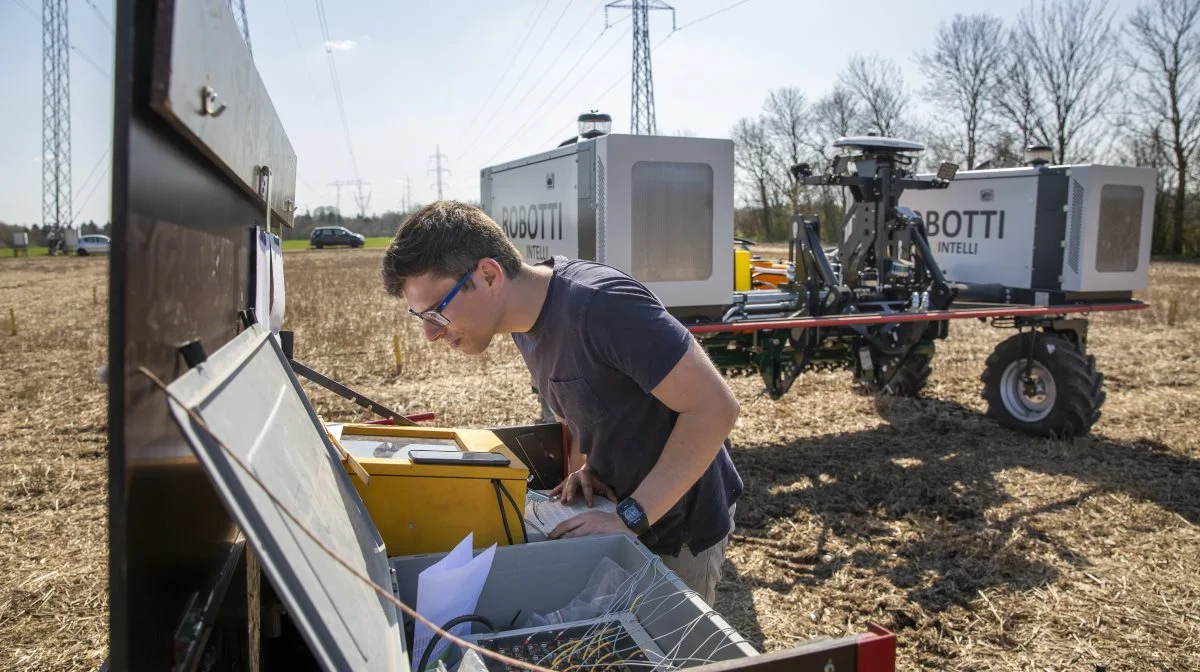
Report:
619,500,643,526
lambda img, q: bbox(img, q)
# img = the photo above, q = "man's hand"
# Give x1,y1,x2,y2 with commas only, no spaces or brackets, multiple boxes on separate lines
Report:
549,465,616,507
547,510,633,540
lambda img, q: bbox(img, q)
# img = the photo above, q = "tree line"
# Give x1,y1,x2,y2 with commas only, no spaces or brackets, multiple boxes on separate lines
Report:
731,0,1200,256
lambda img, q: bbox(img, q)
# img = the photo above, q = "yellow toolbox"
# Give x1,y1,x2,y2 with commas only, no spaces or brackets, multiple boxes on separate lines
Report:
330,424,528,556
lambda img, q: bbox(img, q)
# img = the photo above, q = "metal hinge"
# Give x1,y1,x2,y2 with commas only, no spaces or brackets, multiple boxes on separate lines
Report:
390,567,400,599
257,166,271,199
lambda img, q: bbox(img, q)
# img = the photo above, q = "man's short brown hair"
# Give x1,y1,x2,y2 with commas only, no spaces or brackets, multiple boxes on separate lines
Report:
382,200,523,297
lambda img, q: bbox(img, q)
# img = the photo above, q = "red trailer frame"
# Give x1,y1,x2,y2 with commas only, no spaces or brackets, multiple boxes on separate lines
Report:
686,300,1149,335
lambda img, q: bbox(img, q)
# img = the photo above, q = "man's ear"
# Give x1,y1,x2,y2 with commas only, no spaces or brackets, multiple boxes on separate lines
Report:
480,258,504,290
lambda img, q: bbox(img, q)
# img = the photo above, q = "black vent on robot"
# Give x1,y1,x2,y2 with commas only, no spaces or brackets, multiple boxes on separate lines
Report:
1068,179,1084,274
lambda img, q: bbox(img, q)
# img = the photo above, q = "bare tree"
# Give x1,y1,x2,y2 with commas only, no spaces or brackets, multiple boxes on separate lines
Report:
802,88,867,241
992,34,1048,155
731,117,778,239
763,87,809,213
807,86,864,159
837,54,911,137
1013,0,1121,163
1117,124,1173,250
1125,0,1200,255
921,123,970,167
982,131,1032,168
916,13,1008,169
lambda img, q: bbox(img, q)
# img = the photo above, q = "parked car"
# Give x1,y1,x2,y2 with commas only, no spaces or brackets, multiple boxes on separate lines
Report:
76,234,111,256
309,226,365,249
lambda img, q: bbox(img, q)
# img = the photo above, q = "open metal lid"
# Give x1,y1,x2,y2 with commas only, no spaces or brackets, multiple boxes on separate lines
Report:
165,324,407,670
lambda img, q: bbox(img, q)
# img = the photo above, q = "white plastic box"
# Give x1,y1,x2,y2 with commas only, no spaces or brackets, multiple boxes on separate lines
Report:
899,164,1156,298
481,134,735,316
391,534,757,671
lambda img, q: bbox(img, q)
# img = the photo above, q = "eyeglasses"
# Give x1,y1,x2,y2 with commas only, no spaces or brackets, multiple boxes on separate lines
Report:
407,259,488,328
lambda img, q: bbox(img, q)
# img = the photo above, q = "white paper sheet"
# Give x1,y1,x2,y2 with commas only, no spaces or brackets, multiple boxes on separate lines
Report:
269,232,285,333
524,491,617,536
411,533,497,671
325,423,343,441
254,227,271,328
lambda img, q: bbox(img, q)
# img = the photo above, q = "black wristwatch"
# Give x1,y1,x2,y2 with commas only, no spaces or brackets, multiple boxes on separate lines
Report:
616,497,650,536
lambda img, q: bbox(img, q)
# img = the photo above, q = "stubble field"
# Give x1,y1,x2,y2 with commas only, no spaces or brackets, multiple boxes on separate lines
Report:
1,247,1199,670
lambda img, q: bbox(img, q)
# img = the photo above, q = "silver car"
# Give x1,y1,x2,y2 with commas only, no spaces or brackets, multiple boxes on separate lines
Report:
76,234,111,256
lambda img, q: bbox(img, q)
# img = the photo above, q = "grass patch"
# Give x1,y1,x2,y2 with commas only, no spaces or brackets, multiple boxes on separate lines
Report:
0,247,50,260
282,237,391,252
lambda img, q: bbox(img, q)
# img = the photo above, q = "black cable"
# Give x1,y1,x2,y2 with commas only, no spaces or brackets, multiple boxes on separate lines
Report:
415,614,495,672
496,480,529,544
492,480,515,546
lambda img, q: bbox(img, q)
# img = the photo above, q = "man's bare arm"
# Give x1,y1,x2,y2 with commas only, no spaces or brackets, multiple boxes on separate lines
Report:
557,411,586,473
629,338,740,524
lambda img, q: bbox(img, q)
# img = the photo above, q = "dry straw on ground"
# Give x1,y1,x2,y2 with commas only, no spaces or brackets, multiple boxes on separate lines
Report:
1,249,1198,670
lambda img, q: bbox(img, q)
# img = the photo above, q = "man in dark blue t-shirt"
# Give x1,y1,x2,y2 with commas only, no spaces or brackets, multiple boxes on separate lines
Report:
382,201,743,605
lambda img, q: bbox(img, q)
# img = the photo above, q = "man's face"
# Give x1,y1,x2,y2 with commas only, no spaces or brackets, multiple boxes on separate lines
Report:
402,264,500,355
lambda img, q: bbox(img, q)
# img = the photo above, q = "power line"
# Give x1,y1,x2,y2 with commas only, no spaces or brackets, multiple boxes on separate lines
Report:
352,183,371,218
10,0,36,19
528,3,749,148
396,177,414,212
537,69,629,150
298,176,323,201
71,143,112,220
534,28,675,150
463,1,612,163
72,164,110,225
70,44,111,80
313,0,362,182
479,24,632,167
676,0,754,31
281,0,333,130
83,0,113,35
453,0,558,158
606,0,675,135
458,0,579,155
429,146,450,201
10,0,110,80
281,0,338,214
328,179,366,216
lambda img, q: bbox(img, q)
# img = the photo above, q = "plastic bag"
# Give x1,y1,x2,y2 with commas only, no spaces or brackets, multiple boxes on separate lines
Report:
452,649,488,672
520,557,632,628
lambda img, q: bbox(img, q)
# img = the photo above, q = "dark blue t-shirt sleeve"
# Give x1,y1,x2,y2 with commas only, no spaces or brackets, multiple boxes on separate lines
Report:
583,278,694,394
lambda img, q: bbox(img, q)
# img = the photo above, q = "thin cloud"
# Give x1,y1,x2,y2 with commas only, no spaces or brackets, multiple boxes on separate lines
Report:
324,40,357,52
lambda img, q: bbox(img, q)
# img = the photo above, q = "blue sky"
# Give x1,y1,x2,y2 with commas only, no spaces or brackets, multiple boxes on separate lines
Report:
0,0,1144,225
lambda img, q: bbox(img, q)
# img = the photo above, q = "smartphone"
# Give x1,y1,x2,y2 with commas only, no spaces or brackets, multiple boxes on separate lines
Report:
408,449,511,467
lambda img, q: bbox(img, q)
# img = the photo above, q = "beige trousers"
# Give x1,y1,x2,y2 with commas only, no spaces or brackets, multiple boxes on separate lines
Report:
656,504,736,607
